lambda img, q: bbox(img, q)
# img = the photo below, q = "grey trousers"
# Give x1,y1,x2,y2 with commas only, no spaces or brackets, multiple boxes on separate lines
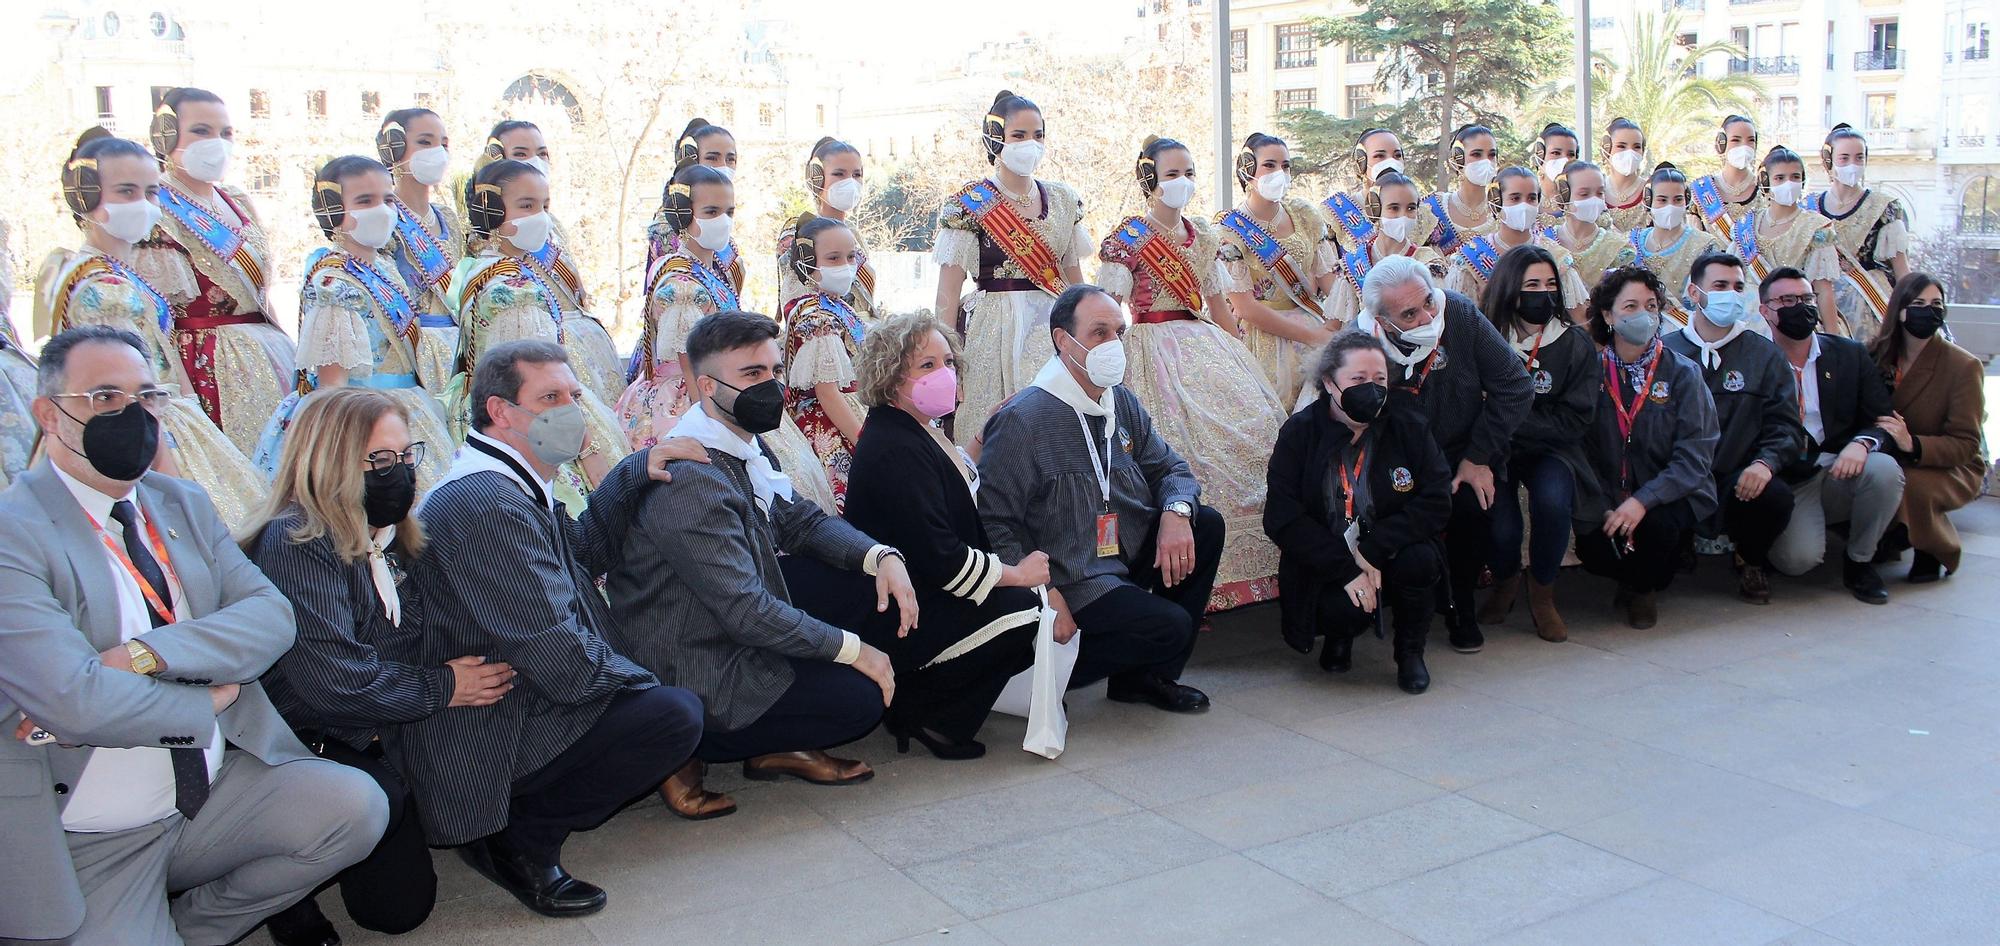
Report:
1770,451,1906,575
4,752,387,946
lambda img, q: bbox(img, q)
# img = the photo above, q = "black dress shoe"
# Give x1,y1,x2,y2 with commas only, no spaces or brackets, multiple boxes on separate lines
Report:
1908,550,1948,584
1448,624,1484,654
1843,559,1889,604
265,897,341,946
1396,653,1430,694
458,836,607,918
1106,675,1210,713
1318,633,1353,673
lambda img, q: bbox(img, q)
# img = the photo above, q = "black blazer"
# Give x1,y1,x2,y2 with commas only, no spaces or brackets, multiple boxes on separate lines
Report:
1504,326,1601,502
1265,396,1452,650
1779,333,1894,483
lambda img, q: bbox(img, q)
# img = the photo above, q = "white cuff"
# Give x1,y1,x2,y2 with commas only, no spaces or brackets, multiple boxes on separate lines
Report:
944,548,1005,605
834,631,861,665
861,544,899,577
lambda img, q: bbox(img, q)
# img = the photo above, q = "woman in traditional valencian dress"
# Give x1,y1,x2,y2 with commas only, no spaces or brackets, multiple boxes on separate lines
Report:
619,165,839,510
376,107,462,393
38,128,266,527
1443,167,1590,323
1625,163,1725,329
1548,161,1636,295
1417,124,1502,258
1810,124,1912,340
646,120,747,306
933,90,1090,447
779,215,872,509
775,137,880,323
482,119,626,403
254,156,452,490
1689,114,1765,242
1532,123,1583,221
1322,127,1408,254
0,222,37,488
1598,117,1654,232
1326,172,1447,330
445,158,624,509
1096,135,1287,609
1731,146,1841,333
1216,132,1338,406
139,87,296,457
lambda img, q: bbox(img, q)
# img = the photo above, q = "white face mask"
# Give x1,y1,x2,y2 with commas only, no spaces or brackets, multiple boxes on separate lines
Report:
1609,150,1644,177
523,155,551,178
1369,157,1404,181
96,198,162,245
713,165,736,182
692,213,733,252
407,146,450,186
177,137,232,183
1725,145,1756,171
1463,159,1497,187
1833,163,1863,187
1065,331,1126,388
1569,196,1607,224
1377,216,1413,243
1390,308,1443,346
817,264,857,296
1255,169,1290,201
1501,202,1539,232
1541,157,1568,180
823,177,863,213
1650,204,1687,230
999,140,1045,177
503,210,552,253
1156,176,1197,210
1769,181,1802,207
346,203,397,250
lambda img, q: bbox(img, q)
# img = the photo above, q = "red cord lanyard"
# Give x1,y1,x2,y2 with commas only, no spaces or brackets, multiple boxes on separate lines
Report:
83,505,180,624
1790,362,1808,421
1525,329,1547,370
1603,342,1662,495
1341,445,1367,523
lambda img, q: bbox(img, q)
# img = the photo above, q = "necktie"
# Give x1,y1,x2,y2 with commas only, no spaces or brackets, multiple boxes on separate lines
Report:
108,500,207,820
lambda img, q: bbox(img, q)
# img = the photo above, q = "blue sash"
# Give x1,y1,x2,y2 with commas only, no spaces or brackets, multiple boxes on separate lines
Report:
1422,194,1461,253
687,255,741,311
389,198,452,289
340,255,418,339
1219,209,1284,268
101,256,172,334
1733,211,1760,266
716,240,739,281
1320,192,1374,247
1804,191,1825,215
814,292,866,347
1457,236,1500,283
155,185,243,260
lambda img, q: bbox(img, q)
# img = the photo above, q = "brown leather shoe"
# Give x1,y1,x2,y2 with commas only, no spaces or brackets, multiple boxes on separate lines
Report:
1476,573,1521,625
742,750,874,786
1626,590,1658,630
659,760,736,820
1527,578,1567,642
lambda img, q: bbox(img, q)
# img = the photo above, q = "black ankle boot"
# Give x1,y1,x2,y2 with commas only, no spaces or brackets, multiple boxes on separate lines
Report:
1319,632,1354,672
1396,651,1430,694
266,897,341,946
1908,550,1947,584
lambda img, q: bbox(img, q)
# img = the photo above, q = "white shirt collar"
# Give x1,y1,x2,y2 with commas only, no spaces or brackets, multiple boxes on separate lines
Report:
437,431,557,510
52,462,136,527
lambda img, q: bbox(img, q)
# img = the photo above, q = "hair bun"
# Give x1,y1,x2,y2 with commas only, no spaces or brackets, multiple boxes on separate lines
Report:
991,89,1016,107
70,125,113,160
1141,134,1161,149
680,117,710,139
812,135,836,152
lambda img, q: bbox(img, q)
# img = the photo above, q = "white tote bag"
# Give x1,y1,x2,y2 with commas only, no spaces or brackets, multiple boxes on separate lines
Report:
991,590,1077,759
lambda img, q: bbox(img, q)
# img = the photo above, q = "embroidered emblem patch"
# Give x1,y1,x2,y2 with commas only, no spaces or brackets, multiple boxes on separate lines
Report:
1649,380,1671,403
1391,467,1414,492
1532,369,1554,395
1722,369,1746,392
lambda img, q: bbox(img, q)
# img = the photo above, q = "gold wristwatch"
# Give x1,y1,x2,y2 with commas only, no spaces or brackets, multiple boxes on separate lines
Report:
126,640,162,676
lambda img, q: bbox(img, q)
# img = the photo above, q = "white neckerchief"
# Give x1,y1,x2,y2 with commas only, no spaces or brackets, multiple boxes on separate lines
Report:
1680,318,1747,371
1511,320,1569,365
668,400,793,517
1354,287,1448,378
424,431,556,511
368,526,401,627
1030,354,1117,423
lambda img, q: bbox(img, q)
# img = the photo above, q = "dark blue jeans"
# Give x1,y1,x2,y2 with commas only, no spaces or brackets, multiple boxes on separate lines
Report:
1490,453,1577,586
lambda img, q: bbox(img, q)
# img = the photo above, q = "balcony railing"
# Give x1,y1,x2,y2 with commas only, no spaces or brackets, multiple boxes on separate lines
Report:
1854,49,1907,70
1662,0,1701,10
1948,48,1994,63
1728,0,1775,6
1956,134,1990,148
1751,55,1801,74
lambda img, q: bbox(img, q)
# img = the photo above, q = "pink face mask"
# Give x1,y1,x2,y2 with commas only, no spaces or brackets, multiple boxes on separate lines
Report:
908,365,959,419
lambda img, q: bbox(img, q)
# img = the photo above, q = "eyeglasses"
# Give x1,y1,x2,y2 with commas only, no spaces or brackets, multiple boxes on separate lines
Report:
363,442,426,473
50,387,172,416
1767,293,1814,308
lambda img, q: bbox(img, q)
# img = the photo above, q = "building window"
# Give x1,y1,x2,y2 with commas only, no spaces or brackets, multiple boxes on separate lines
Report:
414,91,435,109
149,86,172,109
1677,31,1698,48
247,156,280,193
1968,22,1992,61
306,89,326,119
1870,18,1898,54
759,102,774,126
1730,26,1748,51
1865,93,1896,130
1960,176,2000,233
815,103,825,126
1775,95,1799,136
1275,23,1316,70
1827,21,1836,69
1230,28,1247,73
360,91,380,117
717,100,734,125
1346,84,1374,117
1346,43,1374,64
249,88,270,119
1274,87,1317,114
94,86,113,121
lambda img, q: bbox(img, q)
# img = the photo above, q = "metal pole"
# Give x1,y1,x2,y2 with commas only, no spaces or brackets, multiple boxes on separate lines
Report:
1214,0,1233,215
1575,0,1593,148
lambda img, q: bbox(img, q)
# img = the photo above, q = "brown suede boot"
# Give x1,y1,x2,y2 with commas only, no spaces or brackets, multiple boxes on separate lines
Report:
659,759,737,820
1476,573,1521,625
1527,578,1567,642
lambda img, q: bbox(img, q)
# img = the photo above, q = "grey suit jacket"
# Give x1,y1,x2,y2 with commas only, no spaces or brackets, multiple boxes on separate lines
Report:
0,461,304,941
604,446,877,731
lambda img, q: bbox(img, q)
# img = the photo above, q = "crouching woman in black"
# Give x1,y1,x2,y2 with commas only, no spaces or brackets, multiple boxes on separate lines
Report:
1265,331,1453,694
1575,266,1720,630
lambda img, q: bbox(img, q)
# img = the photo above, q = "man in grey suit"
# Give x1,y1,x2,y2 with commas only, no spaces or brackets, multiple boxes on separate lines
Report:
0,326,387,946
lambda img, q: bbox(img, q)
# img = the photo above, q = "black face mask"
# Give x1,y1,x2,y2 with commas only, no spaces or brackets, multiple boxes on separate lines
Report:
363,462,417,529
712,376,787,435
1903,305,1946,340
1775,302,1820,341
1336,381,1388,425
1518,290,1562,326
61,402,161,482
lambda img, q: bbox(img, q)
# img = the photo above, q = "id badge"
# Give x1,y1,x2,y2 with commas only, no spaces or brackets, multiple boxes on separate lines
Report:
1095,512,1120,558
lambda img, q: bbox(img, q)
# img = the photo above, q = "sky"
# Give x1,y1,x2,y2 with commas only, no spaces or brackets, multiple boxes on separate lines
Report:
754,0,1143,58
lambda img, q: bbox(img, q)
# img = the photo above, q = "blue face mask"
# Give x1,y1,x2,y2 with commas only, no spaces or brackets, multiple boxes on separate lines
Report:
1698,287,1750,328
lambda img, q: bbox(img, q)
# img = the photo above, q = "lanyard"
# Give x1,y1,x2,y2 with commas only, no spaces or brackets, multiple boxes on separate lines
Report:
1789,362,1809,421
83,505,180,625
1341,444,1367,523
1074,409,1113,512
1603,342,1662,495
1522,328,1547,371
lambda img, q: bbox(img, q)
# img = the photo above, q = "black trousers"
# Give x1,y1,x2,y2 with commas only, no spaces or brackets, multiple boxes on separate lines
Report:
695,657,885,762
1443,484,1492,627
292,738,436,935
502,685,703,864
1720,471,1795,568
1068,505,1225,689
1313,541,1440,657
1576,498,1696,593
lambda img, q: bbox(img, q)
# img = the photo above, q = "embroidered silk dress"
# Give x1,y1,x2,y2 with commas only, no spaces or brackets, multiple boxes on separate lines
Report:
1600,177,1652,232
0,310,35,489
1733,209,1839,301
780,289,871,510
1551,222,1637,293
1216,197,1339,406
384,196,462,393
1811,189,1911,340
1627,226,1726,329
532,222,626,404
1690,172,1765,241
1443,230,1592,312
1416,190,1499,258
775,219,881,324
